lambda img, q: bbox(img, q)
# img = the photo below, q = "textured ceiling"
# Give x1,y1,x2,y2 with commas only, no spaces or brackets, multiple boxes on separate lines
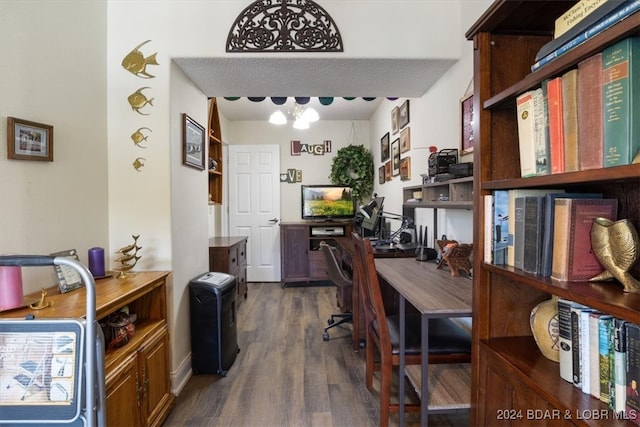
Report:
174,57,458,121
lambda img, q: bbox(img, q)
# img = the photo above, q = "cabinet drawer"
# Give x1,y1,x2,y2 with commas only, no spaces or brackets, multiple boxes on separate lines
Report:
309,251,327,279
237,241,247,265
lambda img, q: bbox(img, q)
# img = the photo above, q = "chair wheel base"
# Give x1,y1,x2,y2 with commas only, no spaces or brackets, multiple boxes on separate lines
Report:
323,332,330,341
327,318,335,325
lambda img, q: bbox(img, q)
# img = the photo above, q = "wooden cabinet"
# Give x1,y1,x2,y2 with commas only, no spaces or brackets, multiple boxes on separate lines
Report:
208,97,223,204
209,236,248,302
466,2,640,426
280,221,353,285
0,271,175,427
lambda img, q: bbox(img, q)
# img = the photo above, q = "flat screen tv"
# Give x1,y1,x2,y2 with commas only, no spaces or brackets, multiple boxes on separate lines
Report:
301,185,355,221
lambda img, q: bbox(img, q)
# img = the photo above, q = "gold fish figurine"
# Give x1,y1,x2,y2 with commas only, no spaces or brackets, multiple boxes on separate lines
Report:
117,235,140,254
133,157,146,171
121,40,159,79
127,87,154,115
590,217,640,293
131,127,151,148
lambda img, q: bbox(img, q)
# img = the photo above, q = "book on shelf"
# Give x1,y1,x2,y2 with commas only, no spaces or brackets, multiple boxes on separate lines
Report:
558,298,579,383
578,53,605,170
541,192,602,277
614,318,628,414
535,85,551,176
516,91,539,178
581,307,596,393
492,190,509,265
532,0,640,72
555,0,616,37
551,198,618,281
546,77,566,174
522,196,545,275
603,36,640,167
590,311,607,399
562,69,580,172
626,322,640,424
484,194,494,264
510,189,563,269
571,304,593,388
599,315,615,403
540,0,627,59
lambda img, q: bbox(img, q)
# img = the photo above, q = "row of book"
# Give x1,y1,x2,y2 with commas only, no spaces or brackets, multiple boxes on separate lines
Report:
485,189,618,280
516,36,640,178
531,0,640,71
558,298,640,423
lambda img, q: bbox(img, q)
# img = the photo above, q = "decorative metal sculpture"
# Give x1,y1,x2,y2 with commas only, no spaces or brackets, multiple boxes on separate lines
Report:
127,87,154,115
121,40,159,78
436,239,473,277
114,235,141,279
590,217,640,293
131,127,151,148
29,288,52,310
132,157,146,171
226,0,343,52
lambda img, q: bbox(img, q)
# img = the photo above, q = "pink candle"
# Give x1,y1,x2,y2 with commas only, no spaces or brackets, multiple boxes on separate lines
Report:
0,266,23,311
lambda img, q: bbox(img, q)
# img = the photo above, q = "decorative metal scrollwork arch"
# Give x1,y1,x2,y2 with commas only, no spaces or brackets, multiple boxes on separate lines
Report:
226,0,344,52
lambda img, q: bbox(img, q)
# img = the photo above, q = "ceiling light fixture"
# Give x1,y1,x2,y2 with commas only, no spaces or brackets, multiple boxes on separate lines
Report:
269,101,319,129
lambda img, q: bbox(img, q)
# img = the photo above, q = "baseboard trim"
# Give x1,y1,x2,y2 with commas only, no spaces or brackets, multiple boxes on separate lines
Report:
171,352,192,396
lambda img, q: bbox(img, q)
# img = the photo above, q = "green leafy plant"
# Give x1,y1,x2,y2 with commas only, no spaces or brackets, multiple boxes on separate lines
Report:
329,144,374,203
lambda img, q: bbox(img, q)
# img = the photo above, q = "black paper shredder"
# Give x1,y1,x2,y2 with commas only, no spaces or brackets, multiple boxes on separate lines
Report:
189,272,239,376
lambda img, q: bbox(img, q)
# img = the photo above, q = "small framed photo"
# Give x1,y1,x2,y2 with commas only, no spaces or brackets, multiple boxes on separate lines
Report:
400,156,411,181
183,113,205,170
7,117,53,161
384,161,392,181
400,127,411,153
391,138,401,176
50,249,83,294
391,107,399,135
380,132,390,162
378,165,386,184
398,100,410,129
461,93,474,155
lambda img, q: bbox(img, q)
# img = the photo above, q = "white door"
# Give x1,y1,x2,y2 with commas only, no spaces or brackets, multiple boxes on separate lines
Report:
228,145,281,282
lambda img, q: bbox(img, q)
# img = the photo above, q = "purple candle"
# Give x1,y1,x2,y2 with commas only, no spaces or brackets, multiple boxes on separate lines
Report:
88,247,105,277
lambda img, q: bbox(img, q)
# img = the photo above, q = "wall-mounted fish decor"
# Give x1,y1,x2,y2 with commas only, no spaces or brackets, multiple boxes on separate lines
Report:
133,157,146,171
121,40,159,78
130,127,151,148
128,87,154,115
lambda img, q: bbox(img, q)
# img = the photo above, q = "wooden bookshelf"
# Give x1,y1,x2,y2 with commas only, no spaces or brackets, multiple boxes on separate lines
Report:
466,1,640,425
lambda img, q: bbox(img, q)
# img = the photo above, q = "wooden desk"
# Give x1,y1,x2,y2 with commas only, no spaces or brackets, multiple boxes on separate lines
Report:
375,258,472,427
337,240,415,350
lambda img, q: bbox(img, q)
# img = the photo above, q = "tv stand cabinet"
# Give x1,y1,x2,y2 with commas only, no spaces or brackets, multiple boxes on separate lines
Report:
280,221,353,286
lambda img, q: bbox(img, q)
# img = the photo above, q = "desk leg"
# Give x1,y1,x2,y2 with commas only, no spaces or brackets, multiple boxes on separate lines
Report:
421,314,429,427
399,296,406,427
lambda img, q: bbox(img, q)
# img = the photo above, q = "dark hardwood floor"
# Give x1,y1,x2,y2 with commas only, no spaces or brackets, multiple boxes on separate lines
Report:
163,282,469,427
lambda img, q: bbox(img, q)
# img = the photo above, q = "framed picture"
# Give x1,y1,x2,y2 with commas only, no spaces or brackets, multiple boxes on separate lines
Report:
400,127,411,153
400,156,411,181
461,93,474,155
391,138,400,176
182,113,205,170
391,107,399,135
378,165,386,184
398,100,410,129
50,249,83,294
380,132,390,161
7,117,53,161
384,161,392,181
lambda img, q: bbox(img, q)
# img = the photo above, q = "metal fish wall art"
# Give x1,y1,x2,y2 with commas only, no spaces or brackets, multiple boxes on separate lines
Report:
133,157,146,171
121,40,159,78
131,127,151,148
128,87,154,115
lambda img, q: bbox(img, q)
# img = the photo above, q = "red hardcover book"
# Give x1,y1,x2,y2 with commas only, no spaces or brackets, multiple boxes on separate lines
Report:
551,198,618,281
546,77,565,173
562,69,579,172
578,53,604,170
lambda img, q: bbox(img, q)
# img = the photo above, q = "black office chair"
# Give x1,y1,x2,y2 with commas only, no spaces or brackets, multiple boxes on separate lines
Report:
320,242,353,341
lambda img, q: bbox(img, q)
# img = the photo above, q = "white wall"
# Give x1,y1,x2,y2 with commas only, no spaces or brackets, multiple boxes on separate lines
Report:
224,120,370,222
0,0,108,290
